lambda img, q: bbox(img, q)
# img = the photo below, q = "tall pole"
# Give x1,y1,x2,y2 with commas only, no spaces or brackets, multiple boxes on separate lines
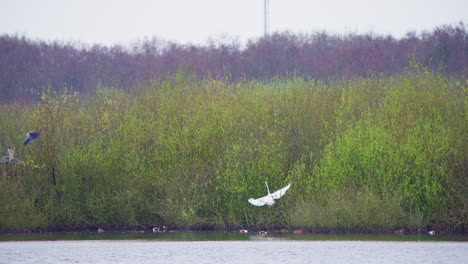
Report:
264,0,269,36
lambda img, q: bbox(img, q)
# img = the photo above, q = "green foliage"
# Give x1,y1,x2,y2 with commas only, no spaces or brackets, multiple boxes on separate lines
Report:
0,69,465,231
0,175,46,230
288,189,412,229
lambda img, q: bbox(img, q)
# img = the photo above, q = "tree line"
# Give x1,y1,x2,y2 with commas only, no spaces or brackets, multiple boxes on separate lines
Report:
0,22,466,103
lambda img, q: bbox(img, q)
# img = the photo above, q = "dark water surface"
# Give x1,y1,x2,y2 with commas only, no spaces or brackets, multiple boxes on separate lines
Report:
1,232,466,264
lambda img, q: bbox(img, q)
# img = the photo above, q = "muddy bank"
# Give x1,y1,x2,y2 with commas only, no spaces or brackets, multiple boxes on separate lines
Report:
2,225,465,236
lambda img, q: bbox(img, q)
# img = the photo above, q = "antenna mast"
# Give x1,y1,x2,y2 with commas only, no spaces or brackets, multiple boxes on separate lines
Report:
264,0,270,36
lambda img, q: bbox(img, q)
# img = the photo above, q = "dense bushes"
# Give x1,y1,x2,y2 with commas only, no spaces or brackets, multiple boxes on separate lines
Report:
0,68,466,232
0,23,466,103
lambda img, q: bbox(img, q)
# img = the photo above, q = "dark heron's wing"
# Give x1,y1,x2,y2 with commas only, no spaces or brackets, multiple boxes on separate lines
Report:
0,156,9,164
10,158,23,165
23,136,32,146
29,132,41,140
23,131,41,145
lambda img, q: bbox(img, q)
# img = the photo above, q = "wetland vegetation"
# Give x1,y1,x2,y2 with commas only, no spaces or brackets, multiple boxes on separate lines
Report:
0,65,466,233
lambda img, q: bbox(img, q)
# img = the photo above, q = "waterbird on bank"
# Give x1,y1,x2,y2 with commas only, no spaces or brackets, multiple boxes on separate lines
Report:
248,182,291,206
293,229,304,235
153,226,167,232
0,148,22,165
23,131,41,146
394,228,404,235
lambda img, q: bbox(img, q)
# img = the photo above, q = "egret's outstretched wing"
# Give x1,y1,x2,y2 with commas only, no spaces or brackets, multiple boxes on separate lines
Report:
248,197,268,206
271,183,291,200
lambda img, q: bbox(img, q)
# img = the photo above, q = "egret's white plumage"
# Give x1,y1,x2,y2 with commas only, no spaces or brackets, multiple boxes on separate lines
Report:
248,182,291,206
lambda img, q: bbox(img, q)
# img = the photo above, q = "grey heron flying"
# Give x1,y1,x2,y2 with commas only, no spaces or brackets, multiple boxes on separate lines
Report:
248,182,291,206
23,131,41,146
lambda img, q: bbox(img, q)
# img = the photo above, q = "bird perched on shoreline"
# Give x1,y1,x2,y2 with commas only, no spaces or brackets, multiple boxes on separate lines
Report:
23,131,41,146
153,226,167,232
248,182,291,206
0,147,22,165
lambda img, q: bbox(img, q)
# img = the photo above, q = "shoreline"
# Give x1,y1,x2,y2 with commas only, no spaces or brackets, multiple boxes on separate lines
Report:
2,225,466,236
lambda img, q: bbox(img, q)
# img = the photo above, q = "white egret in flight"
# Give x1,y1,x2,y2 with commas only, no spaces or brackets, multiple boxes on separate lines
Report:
248,182,291,206
23,131,41,146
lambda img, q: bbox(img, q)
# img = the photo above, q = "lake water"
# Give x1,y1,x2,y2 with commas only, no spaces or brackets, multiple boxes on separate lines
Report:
1,232,466,264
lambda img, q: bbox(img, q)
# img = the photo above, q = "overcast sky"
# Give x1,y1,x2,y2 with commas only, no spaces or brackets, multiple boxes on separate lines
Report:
1,0,466,46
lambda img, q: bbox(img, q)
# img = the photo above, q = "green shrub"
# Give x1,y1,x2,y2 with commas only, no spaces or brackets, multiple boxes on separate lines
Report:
0,69,465,231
